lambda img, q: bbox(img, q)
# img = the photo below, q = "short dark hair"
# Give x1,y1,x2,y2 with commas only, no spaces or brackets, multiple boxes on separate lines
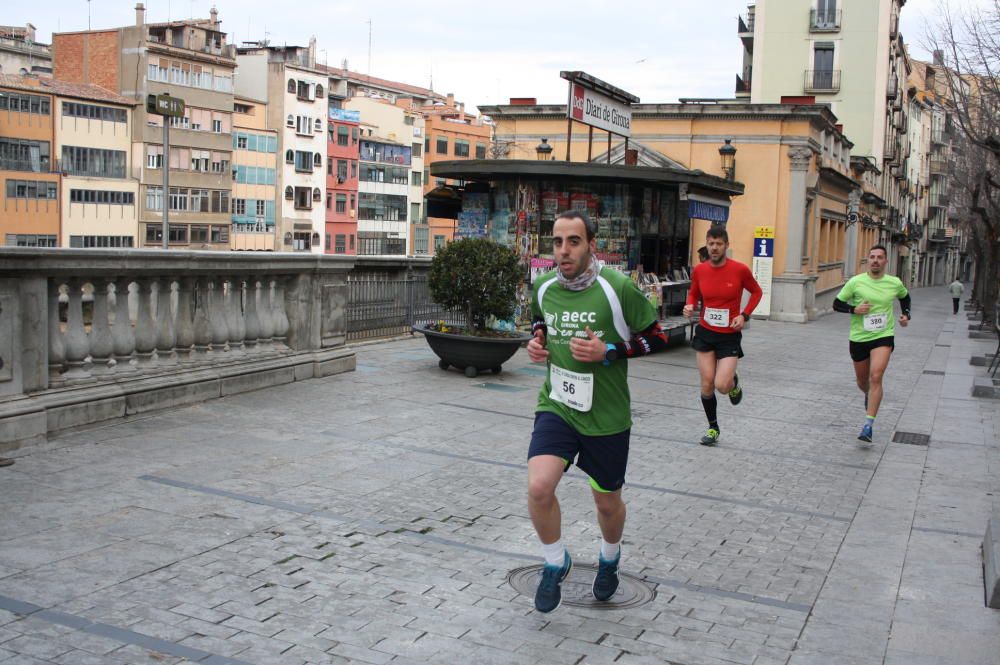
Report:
869,244,887,257
697,245,709,261
706,225,729,243
555,209,598,241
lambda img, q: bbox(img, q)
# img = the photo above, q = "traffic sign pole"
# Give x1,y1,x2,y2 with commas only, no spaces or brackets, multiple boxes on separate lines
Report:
162,117,169,249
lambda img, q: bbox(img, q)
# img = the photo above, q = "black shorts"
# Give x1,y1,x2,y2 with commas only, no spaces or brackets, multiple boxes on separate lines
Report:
691,325,744,359
527,411,630,492
849,336,895,362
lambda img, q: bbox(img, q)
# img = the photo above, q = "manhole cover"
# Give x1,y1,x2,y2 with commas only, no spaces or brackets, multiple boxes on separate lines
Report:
893,431,930,446
922,370,946,375
507,563,656,610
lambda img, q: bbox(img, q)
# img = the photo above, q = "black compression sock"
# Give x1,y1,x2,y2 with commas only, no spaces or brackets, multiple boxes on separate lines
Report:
701,394,718,427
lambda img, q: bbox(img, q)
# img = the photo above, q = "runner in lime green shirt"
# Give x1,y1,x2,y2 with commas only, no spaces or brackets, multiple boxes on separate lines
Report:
525,209,671,612
833,244,911,443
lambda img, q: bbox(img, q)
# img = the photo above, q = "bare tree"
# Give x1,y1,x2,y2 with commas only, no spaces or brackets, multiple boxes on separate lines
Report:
926,1,1000,318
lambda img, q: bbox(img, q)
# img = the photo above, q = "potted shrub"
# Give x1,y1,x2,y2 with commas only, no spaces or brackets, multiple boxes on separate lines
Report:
414,237,532,377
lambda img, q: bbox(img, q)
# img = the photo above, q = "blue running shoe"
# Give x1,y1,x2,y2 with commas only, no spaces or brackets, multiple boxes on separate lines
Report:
593,549,621,601
534,551,572,613
858,422,873,443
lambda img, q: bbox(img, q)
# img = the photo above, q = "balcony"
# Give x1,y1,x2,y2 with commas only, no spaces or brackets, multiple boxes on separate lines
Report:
737,12,755,34
931,129,948,146
890,13,899,38
887,77,899,99
929,228,949,242
735,73,751,95
809,9,841,31
804,69,841,93
929,159,949,175
929,192,950,208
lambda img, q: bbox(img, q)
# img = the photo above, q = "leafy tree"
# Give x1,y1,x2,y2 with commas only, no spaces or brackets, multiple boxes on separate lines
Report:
427,238,522,333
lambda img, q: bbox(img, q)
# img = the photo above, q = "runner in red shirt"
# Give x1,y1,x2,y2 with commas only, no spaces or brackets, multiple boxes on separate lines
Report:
683,225,763,446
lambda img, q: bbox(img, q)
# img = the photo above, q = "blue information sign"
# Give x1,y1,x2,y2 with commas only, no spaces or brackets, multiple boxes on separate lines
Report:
753,237,774,258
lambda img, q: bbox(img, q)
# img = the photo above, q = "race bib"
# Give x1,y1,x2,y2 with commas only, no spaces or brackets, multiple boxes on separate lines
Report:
549,364,594,412
704,307,730,328
863,313,888,331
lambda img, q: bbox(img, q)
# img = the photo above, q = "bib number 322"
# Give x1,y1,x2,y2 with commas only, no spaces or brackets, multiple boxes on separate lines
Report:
704,307,730,328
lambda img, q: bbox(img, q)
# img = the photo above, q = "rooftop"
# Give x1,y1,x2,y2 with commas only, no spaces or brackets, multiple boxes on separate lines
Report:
0,74,133,106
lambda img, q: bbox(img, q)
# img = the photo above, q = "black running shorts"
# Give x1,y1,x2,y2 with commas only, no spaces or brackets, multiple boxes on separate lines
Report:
849,336,894,362
691,325,744,359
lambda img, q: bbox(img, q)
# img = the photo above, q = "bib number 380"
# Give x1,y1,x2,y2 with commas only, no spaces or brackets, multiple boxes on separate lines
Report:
549,364,594,412
863,313,887,331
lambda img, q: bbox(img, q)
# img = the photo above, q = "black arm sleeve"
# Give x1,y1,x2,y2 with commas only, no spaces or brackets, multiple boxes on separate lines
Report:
611,321,671,359
899,294,911,318
832,298,855,314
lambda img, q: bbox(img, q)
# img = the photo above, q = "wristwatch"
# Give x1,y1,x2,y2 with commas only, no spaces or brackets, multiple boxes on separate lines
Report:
603,343,619,366
741,312,752,321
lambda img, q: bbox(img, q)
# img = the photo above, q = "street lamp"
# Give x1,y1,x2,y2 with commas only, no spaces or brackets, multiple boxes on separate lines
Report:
719,139,737,180
536,138,553,161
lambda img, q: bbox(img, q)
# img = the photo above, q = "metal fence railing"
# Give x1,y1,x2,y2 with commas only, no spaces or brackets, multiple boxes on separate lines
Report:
346,270,466,341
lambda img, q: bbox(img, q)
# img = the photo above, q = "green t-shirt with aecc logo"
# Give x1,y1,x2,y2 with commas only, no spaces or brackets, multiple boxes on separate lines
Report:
531,267,658,436
836,272,909,343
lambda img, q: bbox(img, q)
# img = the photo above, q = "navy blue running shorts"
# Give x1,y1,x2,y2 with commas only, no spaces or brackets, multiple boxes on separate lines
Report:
527,411,630,492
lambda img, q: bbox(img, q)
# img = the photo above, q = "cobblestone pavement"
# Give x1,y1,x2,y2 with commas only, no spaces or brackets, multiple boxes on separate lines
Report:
1,285,997,665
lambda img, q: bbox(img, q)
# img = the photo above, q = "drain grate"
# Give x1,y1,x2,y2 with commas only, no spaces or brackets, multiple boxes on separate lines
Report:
508,563,656,610
922,370,946,375
893,431,930,446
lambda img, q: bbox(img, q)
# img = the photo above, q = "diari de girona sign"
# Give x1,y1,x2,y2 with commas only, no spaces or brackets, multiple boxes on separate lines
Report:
569,84,632,137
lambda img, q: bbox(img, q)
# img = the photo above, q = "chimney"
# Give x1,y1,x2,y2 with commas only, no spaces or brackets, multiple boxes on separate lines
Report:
308,36,317,68
447,92,455,108
135,3,145,27
25,23,36,42
210,6,219,28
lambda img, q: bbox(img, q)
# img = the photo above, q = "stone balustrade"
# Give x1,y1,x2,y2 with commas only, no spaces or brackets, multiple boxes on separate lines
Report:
0,248,359,450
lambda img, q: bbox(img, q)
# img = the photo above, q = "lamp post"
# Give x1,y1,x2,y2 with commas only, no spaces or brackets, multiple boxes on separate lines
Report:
536,138,553,161
719,139,737,181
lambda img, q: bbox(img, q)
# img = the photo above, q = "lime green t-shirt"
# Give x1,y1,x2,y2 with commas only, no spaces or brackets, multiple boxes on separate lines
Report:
531,267,658,436
836,272,909,342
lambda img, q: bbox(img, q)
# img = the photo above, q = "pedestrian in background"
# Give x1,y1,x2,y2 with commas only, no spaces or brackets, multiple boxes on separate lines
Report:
949,278,964,315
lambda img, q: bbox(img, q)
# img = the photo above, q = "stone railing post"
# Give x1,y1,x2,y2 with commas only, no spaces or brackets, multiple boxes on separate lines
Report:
258,277,275,349
243,275,260,351
89,279,114,375
209,278,229,354
273,276,290,348
47,279,64,382
62,278,91,380
175,277,195,363
192,277,212,358
154,278,177,365
225,277,245,355
134,278,157,367
111,278,136,372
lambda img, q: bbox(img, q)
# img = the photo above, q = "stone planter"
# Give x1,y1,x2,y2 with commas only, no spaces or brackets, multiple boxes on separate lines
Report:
413,324,531,377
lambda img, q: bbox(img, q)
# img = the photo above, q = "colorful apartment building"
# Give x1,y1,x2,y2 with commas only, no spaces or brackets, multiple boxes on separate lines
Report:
343,95,424,256
418,93,491,255
53,4,236,249
236,42,328,253
231,97,278,251
325,107,360,255
0,76,59,246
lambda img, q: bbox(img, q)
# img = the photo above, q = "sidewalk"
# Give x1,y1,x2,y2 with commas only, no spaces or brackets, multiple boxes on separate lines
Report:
0,285,996,665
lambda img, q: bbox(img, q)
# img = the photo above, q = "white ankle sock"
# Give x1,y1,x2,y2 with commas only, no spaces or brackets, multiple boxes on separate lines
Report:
542,539,565,567
600,538,620,561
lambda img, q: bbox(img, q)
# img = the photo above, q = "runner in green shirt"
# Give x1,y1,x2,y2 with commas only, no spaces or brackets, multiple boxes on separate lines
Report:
833,244,911,443
526,209,670,612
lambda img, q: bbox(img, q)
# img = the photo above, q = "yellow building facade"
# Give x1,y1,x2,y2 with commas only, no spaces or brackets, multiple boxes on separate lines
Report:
480,101,861,322
231,97,277,251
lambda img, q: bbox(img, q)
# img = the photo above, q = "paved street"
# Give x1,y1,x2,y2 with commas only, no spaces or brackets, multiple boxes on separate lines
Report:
1,284,997,665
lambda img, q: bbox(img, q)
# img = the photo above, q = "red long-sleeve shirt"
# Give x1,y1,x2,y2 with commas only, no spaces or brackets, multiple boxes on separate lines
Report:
686,259,763,334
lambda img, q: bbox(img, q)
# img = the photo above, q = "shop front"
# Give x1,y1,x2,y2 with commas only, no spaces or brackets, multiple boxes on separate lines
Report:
429,159,743,319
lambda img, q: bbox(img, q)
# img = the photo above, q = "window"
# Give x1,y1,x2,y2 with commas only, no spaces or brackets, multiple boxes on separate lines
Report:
352,127,359,143
69,235,134,248
4,233,57,247
212,225,229,243
0,138,50,172
146,186,163,211
337,126,349,146
288,79,296,94
62,101,126,123
285,186,294,200
313,187,322,202
334,234,346,253
287,115,294,127
234,198,247,216
210,154,229,173
314,118,323,133
357,192,408,221
61,147,126,178
335,193,347,213
146,146,163,169
234,103,252,114
190,225,209,243
812,43,836,88
292,232,311,250
296,80,312,101
411,202,421,222
294,151,313,172
212,119,222,133
6,179,57,199
327,161,333,176
415,226,429,254
189,189,209,212
412,171,422,186
190,150,210,172
454,139,470,157
475,142,487,159
211,190,230,213
412,142,422,157
436,137,448,155
295,115,314,135
434,234,446,250
349,234,355,250
351,161,357,178
294,187,312,210
0,92,50,115
69,188,134,204
326,190,332,209
425,136,430,153
316,84,324,98
169,187,189,211
337,159,348,181
236,135,248,149
285,149,294,164
314,153,323,168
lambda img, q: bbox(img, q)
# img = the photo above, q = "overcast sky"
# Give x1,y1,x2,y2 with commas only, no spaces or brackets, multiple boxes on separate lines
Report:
8,0,991,113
